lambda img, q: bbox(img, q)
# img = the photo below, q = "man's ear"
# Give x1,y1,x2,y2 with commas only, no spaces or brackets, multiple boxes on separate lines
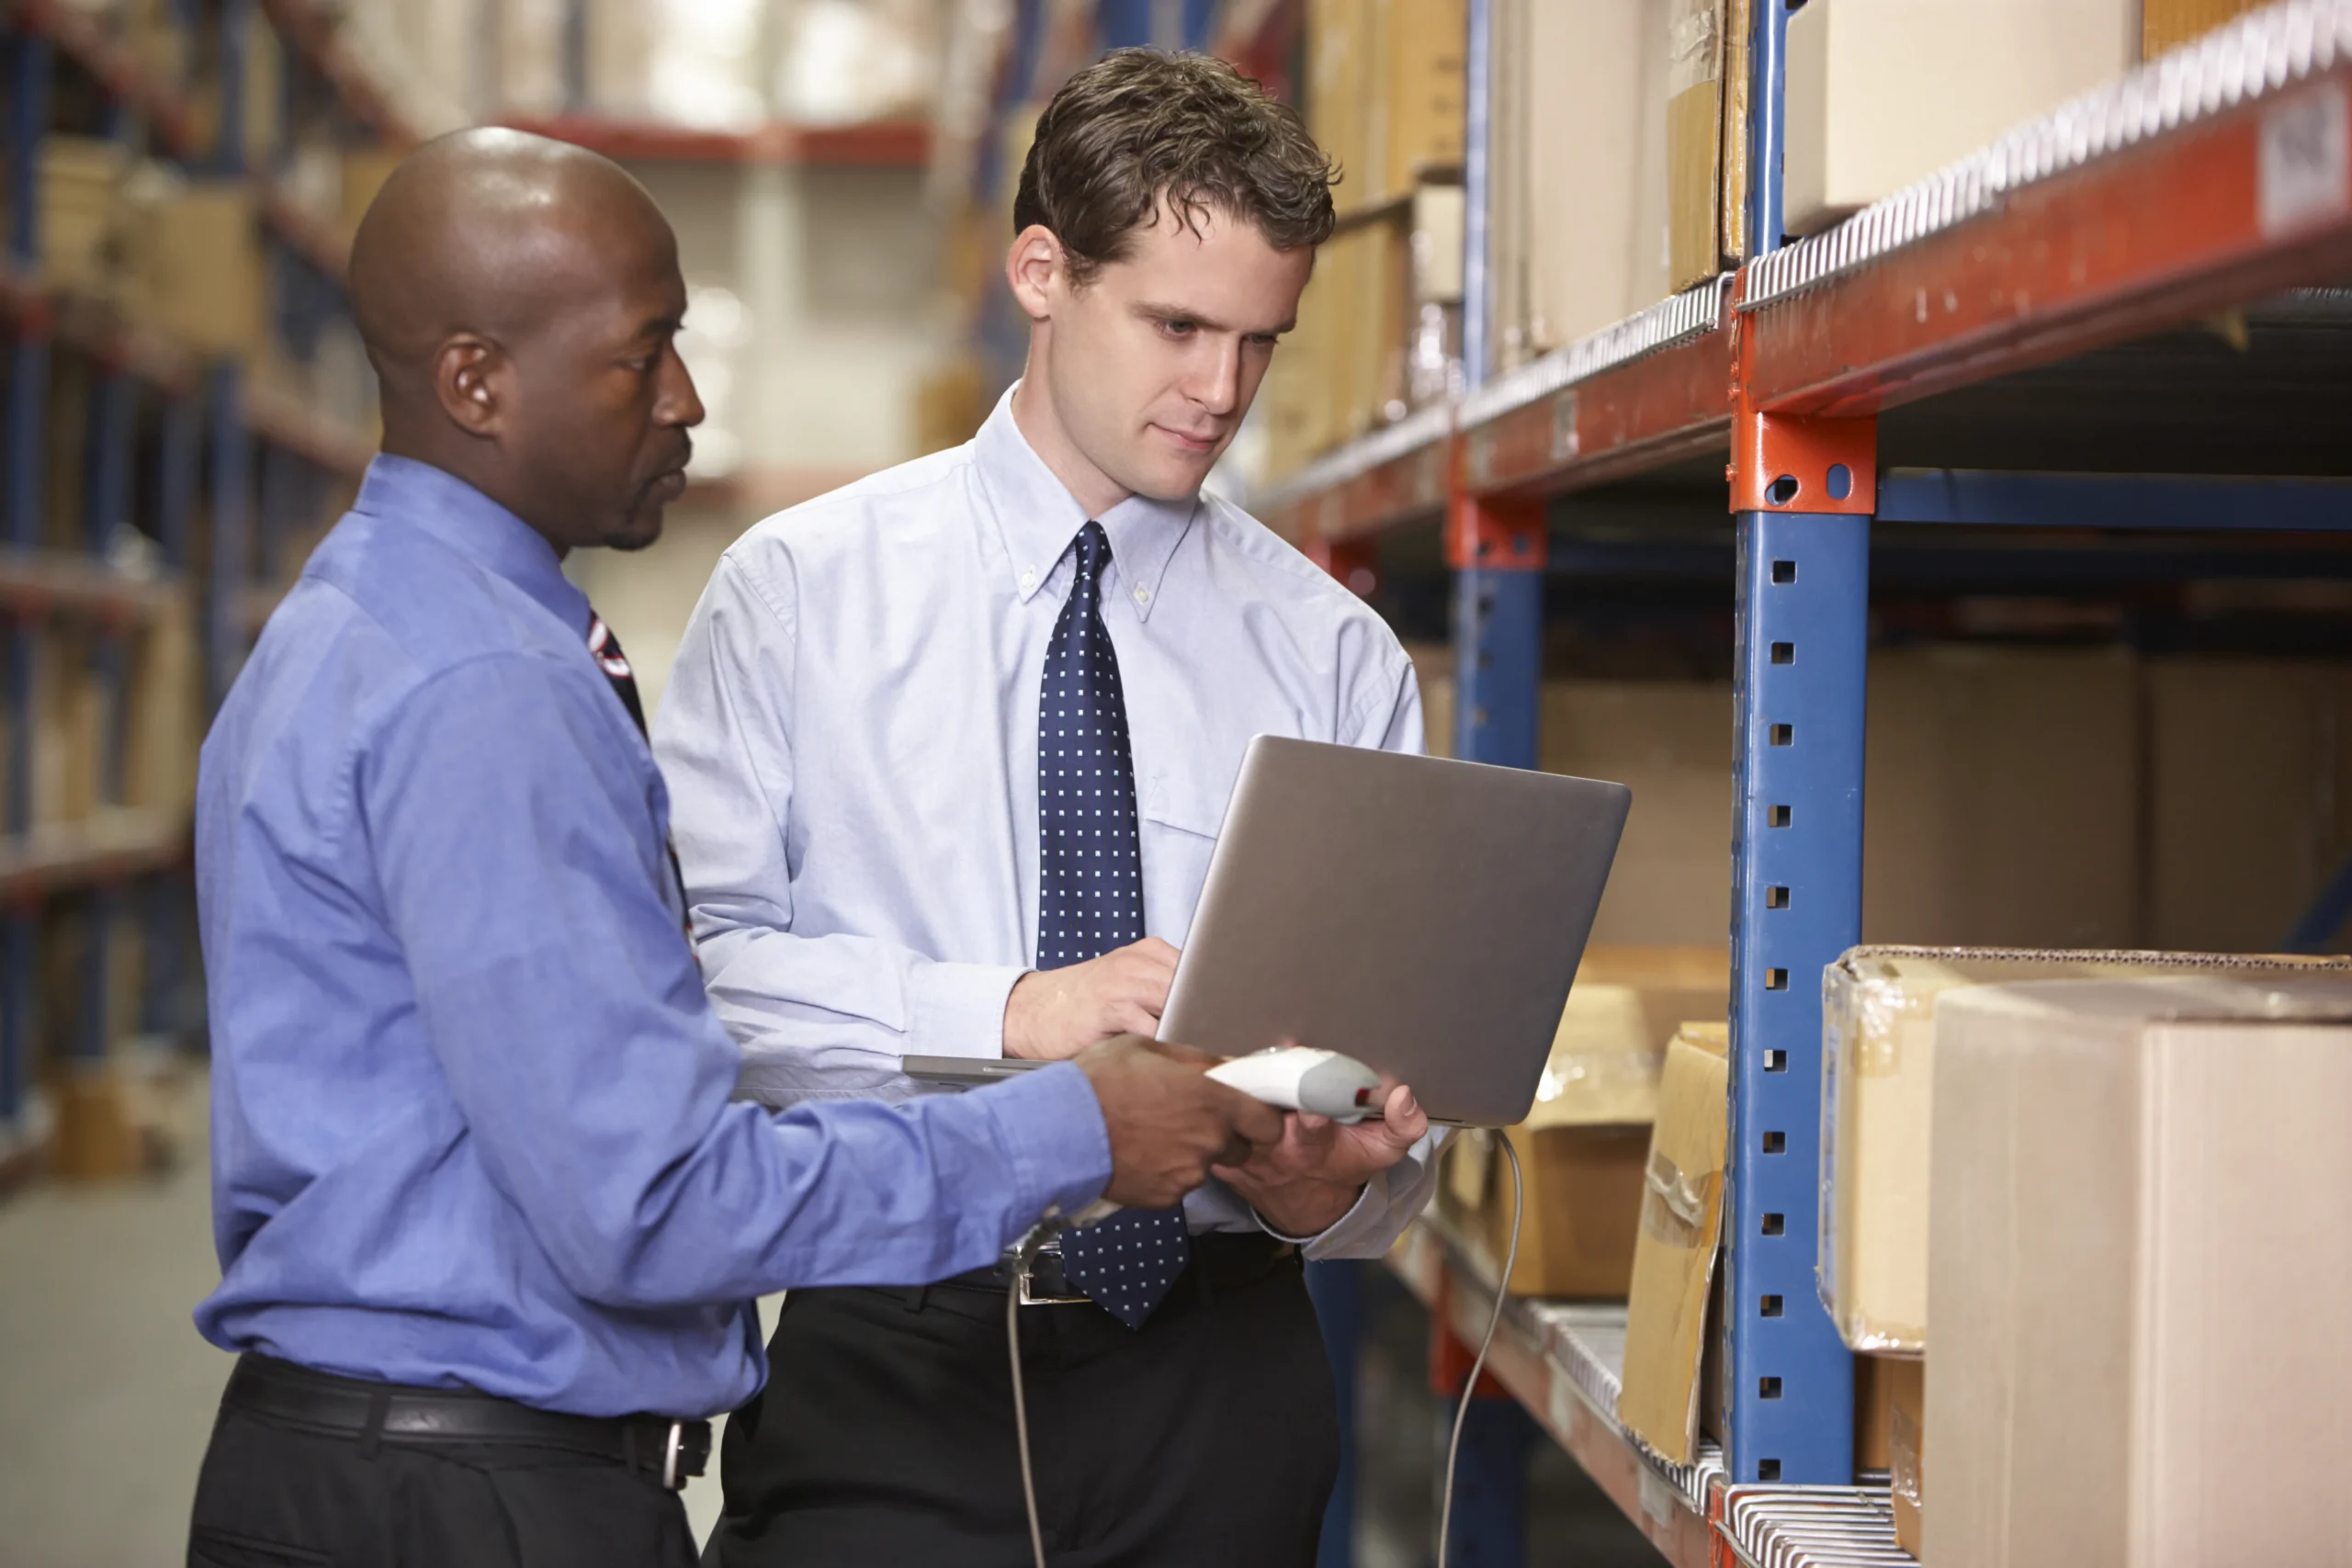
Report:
431,333,509,439
1005,223,1069,322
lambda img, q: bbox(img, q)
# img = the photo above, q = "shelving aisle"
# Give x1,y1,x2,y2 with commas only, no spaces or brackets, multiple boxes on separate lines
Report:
1253,0,2352,1562
1,0,396,1180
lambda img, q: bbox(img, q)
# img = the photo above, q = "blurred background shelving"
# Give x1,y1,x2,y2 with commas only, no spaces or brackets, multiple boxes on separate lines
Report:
9,1,2352,1566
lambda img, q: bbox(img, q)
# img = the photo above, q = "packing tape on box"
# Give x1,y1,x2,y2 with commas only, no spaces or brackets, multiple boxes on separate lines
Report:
1890,1400,1924,1510
1668,0,1720,96
1640,1147,1717,1250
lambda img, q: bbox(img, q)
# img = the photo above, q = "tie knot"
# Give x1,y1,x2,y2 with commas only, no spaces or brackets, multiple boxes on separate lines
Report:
1069,520,1111,583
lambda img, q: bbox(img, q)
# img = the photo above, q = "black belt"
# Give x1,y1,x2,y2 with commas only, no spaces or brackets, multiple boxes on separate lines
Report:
950,1229,1299,1309
221,1354,711,1491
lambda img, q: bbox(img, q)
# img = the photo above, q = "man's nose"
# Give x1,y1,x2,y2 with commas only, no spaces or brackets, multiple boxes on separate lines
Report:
1188,339,1243,417
660,344,707,427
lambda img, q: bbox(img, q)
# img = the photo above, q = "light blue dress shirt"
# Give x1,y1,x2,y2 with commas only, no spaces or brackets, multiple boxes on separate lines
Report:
654,389,1442,1260
195,456,1113,1418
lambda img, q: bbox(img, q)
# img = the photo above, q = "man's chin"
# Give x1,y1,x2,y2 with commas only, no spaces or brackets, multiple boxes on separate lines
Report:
605,509,666,552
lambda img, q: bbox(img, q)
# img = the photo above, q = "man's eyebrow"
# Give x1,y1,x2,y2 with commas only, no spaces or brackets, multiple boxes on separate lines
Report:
1136,300,1295,335
636,311,685,340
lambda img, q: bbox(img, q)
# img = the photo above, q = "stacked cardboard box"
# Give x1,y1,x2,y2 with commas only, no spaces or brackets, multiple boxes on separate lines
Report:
1491,0,1674,369
1819,946,2352,1355
1925,975,2352,1566
1417,651,2352,957
2145,658,2352,953
1308,0,1466,212
1440,945,1728,1298
38,137,130,295
1616,1021,1729,1462
120,177,267,362
1782,0,2140,236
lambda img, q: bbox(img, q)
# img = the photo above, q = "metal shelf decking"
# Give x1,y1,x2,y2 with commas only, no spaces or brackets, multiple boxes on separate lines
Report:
1388,1218,1724,1568
0,550,185,623
1388,1216,1910,1568
0,809,189,904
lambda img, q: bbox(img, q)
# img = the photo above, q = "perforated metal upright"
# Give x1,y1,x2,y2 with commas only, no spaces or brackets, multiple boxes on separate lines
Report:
1,19,55,1152
1714,0,1863,1487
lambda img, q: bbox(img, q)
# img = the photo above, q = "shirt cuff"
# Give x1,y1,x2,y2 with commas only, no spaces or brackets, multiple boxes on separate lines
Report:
973,1060,1114,1221
907,959,1028,1059
1254,1183,1374,1249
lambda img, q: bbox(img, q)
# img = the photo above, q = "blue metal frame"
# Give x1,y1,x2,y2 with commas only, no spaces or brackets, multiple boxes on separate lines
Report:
1453,569,1541,769
1747,0,1792,255
1878,469,2352,531
1306,1258,1363,1568
1445,1396,1534,1567
1724,509,1865,1484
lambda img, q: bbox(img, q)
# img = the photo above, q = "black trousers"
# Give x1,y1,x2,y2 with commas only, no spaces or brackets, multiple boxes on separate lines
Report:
187,1380,699,1568
703,1250,1340,1568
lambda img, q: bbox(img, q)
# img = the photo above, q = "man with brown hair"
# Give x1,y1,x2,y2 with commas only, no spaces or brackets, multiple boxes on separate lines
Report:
657,50,1439,1563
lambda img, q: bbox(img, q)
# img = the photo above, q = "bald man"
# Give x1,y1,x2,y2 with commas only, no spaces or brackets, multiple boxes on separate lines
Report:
184,130,1281,1568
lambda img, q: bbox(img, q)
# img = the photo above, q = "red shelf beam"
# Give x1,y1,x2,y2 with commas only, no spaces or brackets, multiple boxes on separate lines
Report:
1744,70,2352,419
1463,330,1736,502
17,0,201,158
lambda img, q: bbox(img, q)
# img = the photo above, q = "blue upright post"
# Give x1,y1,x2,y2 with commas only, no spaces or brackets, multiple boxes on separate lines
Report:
6,29,54,265
158,393,200,571
1724,508,1866,1484
1452,568,1541,768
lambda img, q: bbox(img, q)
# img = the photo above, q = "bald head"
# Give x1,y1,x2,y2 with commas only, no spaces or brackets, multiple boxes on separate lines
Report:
352,129,666,400
346,128,702,557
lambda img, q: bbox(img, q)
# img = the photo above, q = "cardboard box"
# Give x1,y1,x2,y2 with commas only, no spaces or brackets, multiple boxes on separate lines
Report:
1887,1355,1924,1556
1542,681,1736,949
2143,0,2270,55
1782,0,2138,236
1665,0,1726,288
1515,0,1675,358
2145,658,2352,953
1442,950,1726,1299
1862,646,2141,949
39,136,128,292
1308,0,1374,209
1373,0,1466,199
1527,954,1728,1128
1617,1023,1729,1463
1821,946,2352,1354
124,593,199,818
1925,976,2352,1568
124,181,266,360
1486,1122,1650,1298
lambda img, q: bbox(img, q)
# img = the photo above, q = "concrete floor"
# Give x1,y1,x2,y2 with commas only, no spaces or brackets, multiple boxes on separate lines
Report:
0,1073,756,1565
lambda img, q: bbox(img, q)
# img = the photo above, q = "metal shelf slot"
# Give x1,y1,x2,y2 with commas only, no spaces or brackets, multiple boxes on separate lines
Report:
1725,507,1865,1484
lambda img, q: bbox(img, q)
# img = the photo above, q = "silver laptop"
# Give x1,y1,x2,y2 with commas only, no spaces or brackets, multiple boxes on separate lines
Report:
1155,736,1629,1127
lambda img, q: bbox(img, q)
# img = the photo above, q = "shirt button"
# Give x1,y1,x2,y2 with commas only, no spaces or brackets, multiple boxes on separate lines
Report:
1133,585,1150,604
1020,569,1037,592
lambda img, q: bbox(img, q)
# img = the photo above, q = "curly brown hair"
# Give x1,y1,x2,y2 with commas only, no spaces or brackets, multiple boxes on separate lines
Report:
1012,49,1339,285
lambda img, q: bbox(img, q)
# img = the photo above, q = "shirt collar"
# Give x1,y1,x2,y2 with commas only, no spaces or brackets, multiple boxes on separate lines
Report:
971,386,1197,623
352,455,591,635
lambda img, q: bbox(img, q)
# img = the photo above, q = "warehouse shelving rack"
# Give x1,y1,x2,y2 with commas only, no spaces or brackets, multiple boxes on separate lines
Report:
1252,1,2352,1562
1,0,397,1180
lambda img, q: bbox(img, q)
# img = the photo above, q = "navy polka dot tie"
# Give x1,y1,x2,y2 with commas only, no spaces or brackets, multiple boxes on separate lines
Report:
1039,522,1190,1329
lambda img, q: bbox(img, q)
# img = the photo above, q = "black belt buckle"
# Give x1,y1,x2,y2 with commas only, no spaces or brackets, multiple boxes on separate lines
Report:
660,1418,711,1491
